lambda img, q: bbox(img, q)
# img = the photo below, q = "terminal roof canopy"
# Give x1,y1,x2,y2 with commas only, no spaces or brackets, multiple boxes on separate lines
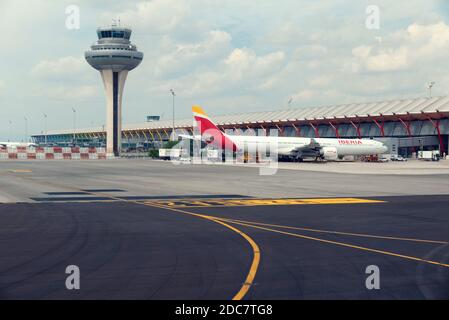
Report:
40,96,449,135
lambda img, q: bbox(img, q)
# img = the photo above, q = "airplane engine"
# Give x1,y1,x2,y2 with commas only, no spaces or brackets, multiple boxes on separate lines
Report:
321,147,338,160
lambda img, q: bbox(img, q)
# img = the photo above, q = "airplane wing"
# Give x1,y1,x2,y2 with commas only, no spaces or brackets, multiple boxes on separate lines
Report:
304,138,321,150
290,138,322,158
292,138,321,152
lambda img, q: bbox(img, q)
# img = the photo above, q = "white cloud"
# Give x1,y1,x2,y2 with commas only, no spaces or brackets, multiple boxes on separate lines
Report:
154,30,232,77
309,75,333,88
292,89,316,101
352,46,409,72
148,47,286,98
352,22,449,73
406,22,449,57
100,0,189,34
0,0,55,49
224,48,285,78
33,85,98,101
30,56,98,101
31,56,89,79
293,45,328,60
290,88,355,107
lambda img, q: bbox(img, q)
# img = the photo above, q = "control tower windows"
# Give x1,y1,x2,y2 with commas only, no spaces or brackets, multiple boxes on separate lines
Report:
99,30,112,38
97,30,131,40
112,30,125,38
98,30,126,39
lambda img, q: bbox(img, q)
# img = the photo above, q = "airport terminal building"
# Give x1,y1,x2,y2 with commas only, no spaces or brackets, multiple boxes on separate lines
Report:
32,95,449,157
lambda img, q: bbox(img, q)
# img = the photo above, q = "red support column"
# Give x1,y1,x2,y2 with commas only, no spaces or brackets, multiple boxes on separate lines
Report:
398,118,416,154
309,122,320,138
328,122,340,138
398,118,412,136
233,126,241,135
427,117,446,155
372,118,385,137
275,124,285,137
291,123,301,137
349,120,362,139
246,126,256,136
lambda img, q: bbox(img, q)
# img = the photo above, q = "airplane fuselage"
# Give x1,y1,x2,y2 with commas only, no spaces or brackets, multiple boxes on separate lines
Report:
224,135,387,159
191,105,388,160
0,142,36,148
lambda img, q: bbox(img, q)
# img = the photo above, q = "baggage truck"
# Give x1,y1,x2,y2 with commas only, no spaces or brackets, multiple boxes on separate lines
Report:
418,150,440,161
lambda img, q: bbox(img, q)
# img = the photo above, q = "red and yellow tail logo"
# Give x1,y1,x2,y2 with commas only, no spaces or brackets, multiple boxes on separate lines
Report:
192,105,237,151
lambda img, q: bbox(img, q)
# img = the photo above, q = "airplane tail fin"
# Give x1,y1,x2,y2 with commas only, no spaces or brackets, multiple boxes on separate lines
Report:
192,105,237,151
192,106,220,134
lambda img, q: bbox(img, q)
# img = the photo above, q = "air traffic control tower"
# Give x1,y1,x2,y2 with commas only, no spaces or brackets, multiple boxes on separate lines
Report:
85,25,143,156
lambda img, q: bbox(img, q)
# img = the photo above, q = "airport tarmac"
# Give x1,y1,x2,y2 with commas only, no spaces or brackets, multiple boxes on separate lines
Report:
235,158,449,175
0,159,449,203
0,159,448,299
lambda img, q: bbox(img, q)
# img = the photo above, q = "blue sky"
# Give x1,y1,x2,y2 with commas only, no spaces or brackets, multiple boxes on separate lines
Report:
1,0,449,140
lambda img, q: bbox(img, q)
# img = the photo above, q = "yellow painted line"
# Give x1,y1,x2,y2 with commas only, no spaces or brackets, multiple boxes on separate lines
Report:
27,183,262,300
148,197,385,208
208,217,260,300
0,172,261,300
138,202,260,300
0,173,260,300
224,220,449,268
213,217,448,245
9,169,32,173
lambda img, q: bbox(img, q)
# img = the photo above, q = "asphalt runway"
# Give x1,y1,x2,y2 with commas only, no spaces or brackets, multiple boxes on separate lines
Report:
1,195,448,299
0,159,448,299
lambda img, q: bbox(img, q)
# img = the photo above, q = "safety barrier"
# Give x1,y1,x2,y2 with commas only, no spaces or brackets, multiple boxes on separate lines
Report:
0,147,107,160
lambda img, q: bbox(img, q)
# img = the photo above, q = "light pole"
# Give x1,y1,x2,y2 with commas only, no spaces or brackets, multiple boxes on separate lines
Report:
170,89,176,141
24,117,28,143
102,124,105,147
43,113,47,145
72,108,76,146
8,120,12,142
428,82,435,98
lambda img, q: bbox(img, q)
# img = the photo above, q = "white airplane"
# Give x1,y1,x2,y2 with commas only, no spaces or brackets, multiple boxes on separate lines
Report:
0,142,37,148
189,106,388,161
